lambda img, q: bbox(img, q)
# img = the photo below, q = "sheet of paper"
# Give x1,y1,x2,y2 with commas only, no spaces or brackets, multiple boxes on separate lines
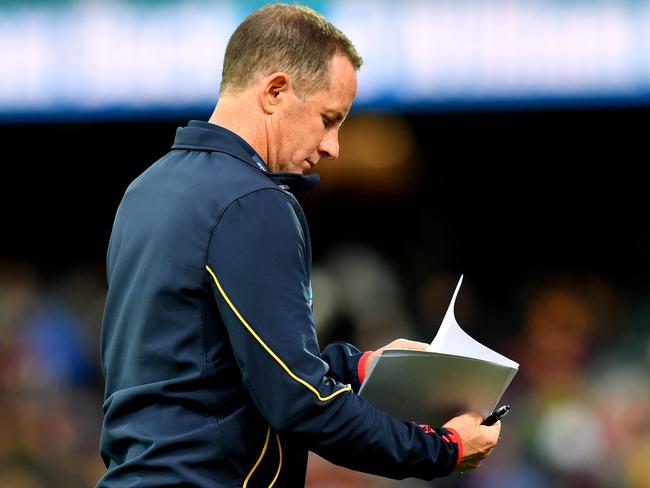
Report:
359,350,518,423
426,275,519,370
359,275,519,424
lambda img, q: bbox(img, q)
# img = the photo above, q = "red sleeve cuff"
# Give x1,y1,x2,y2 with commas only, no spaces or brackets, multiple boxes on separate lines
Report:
357,351,373,384
444,427,463,467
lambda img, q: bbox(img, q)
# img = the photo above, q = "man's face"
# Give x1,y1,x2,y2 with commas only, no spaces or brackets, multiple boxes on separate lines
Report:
267,55,358,174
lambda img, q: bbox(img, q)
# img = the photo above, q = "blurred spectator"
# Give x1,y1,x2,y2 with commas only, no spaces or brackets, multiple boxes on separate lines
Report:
0,263,105,487
312,243,414,350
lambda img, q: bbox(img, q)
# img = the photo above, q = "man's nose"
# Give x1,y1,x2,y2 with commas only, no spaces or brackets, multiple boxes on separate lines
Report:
318,131,340,160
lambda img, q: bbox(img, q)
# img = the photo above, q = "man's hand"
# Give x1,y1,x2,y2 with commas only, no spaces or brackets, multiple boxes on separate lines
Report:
360,339,429,380
372,338,429,357
443,412,501,471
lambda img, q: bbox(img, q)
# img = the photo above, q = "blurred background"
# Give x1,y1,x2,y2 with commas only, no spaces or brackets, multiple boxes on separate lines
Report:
1,0,649,487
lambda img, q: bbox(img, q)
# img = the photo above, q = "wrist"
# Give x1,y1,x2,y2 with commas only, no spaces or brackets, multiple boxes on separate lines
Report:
357,350,373,384
443,427,463,467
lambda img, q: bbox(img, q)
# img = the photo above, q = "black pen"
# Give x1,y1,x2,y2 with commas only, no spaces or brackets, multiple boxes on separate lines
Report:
482,405,510,426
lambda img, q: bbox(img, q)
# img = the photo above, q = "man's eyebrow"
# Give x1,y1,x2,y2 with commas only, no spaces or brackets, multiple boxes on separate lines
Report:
326,110,346,126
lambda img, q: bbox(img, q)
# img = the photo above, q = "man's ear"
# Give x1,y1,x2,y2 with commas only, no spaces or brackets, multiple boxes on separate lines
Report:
260,72,291,114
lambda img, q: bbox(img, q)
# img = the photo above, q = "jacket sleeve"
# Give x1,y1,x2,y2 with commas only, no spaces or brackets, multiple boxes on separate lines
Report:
320,341,368,393
206,188,459,481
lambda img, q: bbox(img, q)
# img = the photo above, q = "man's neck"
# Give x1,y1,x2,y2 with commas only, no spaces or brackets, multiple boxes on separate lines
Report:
208,95,269,165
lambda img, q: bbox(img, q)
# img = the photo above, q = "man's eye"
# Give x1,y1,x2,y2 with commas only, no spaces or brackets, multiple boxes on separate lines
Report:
322,116,332,128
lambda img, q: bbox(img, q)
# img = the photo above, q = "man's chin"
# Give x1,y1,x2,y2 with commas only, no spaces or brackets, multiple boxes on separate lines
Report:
274,160,314,175
301,160,317,174
287,162,310,175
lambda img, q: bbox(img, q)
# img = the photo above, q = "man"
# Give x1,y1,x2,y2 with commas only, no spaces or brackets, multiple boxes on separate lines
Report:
97,4,500,487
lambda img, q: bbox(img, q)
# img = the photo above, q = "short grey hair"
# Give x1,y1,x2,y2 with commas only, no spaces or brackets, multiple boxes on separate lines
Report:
220,4,363,98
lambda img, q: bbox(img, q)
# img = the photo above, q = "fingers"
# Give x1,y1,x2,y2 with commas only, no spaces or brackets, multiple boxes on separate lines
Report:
385,338,429,351
444,411,501,472
467,411,484,424
486,419,501,436
480,419,501,444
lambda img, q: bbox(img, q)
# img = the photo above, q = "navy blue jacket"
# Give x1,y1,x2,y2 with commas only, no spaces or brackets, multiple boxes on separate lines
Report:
97,121,460,487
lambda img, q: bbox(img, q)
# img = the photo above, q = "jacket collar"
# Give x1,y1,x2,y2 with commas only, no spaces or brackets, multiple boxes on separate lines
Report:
172,120,320,193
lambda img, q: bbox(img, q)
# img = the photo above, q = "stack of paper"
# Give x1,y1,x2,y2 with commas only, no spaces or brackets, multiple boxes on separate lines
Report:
359,276,519,426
